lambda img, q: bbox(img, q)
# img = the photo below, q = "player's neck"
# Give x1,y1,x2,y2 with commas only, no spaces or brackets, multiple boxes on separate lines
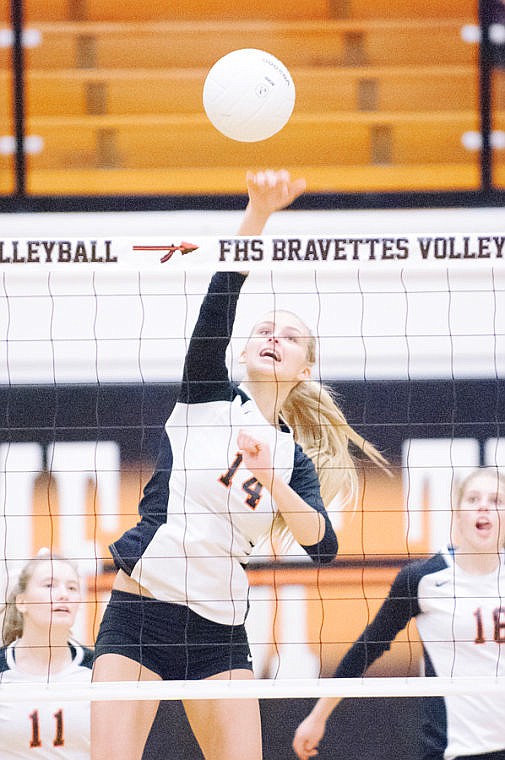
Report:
14,631,72,675
241,380,290,424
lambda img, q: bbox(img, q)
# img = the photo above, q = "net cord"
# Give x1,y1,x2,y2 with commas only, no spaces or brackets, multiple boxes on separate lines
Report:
0,676,504,702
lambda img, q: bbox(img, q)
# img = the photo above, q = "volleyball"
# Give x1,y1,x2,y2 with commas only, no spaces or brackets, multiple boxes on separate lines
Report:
202,48,296,142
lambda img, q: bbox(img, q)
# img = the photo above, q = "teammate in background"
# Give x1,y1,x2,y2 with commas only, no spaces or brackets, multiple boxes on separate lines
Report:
91,169,387,760
0,549,93,759
293,467,505,760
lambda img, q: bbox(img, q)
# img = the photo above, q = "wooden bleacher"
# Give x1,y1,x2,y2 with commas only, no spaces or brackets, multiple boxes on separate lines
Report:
17,164,491,197
6,111,485,169
22,0,331,23
0,0,487,196
0,65,478,118
0,21,474,70
21,0,471,22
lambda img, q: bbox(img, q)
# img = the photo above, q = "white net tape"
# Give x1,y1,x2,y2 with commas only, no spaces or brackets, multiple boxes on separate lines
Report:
1,676,505,703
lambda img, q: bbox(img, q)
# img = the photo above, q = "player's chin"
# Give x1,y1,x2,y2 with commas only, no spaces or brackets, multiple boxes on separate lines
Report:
472,535,498,553
249,362,281,379
249,362,297,385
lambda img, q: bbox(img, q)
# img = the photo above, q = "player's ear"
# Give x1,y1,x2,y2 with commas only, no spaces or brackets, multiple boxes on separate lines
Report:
239,347,247,364
15,595,26,614
297,364,311,381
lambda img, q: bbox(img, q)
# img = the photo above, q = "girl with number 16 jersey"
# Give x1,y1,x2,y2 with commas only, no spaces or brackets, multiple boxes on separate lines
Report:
293,468,505,760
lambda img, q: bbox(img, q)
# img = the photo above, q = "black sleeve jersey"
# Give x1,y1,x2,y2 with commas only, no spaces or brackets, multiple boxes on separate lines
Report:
110,272,337,624
332,547,505,760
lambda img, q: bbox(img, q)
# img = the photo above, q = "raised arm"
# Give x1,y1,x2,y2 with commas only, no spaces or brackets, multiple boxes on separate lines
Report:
180,170,306,404
179,271,246,404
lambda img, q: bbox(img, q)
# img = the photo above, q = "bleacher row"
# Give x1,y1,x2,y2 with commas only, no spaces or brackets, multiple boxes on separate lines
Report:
0,0,499,196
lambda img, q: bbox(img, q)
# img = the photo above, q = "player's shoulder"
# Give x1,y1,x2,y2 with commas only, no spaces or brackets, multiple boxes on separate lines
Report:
409,549,449,577
293,442,314,470
291,442,322,489
392,550,449,593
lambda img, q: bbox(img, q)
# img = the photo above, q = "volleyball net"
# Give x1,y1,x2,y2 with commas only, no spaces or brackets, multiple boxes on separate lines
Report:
0,233,504,714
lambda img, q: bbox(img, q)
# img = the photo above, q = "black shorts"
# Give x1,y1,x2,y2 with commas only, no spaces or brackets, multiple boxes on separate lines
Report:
94,590,253,680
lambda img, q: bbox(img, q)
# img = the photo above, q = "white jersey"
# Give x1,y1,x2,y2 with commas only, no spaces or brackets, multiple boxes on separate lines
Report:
334,547,505,760
0,642,92,760
416,548,505,759
110,272,337,625
130,389,297,623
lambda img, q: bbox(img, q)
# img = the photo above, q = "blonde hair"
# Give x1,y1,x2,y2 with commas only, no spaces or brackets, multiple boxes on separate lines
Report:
282,380,388,508
1,550,79,646
253,316,388,556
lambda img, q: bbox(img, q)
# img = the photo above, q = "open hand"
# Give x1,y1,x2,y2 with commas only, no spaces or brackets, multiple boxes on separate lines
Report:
246,169,306,216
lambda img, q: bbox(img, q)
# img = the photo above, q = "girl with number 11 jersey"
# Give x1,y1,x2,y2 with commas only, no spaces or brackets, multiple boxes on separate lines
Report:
0,552,92,759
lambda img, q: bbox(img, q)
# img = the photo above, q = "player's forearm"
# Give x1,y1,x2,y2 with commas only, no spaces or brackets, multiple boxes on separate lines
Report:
310,696,342,723
267,475,326,546
236,201,272,236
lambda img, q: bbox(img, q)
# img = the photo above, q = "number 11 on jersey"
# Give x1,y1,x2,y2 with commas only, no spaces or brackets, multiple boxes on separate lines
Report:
29,709,64,748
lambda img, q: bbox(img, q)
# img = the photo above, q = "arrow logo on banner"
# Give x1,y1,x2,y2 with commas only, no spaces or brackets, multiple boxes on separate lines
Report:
132,241,199,263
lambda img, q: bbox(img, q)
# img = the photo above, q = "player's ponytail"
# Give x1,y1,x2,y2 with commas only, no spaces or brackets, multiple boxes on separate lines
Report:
281,380,389,508
258,381,389,559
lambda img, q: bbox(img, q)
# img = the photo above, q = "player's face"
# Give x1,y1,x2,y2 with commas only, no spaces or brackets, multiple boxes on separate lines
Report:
16,560,81,634
241,311,313,384
454,472,505,554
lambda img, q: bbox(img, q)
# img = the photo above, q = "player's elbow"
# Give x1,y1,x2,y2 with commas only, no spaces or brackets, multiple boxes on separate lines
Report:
302,533,338,565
